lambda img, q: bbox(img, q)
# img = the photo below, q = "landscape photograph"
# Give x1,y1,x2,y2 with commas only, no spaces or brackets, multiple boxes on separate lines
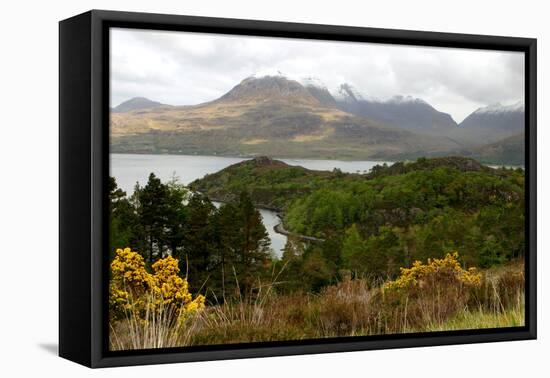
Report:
108,28,526,351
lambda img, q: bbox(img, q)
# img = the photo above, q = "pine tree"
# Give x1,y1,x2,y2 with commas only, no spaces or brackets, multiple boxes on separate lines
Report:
233,191,271,296
131,173,170,263
109,177,137,258
209,201,240,299
164,179,189,258
341,224,366,276
182,193,216,291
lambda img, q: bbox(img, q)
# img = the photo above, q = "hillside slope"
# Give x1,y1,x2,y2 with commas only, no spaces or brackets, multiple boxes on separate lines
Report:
466,133,525,166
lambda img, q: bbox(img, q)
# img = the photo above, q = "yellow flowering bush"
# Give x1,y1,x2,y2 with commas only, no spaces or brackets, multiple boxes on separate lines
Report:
385,252,481,291
376,252,482,329
111,247,154,289
109,247,205,321
151,256,206,311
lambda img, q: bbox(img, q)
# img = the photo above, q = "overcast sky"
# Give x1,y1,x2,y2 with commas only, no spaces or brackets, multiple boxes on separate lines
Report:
110,28,524,123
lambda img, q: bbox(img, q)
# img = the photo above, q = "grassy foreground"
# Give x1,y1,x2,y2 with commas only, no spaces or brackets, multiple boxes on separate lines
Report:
420,306,524,332
110,256,524,350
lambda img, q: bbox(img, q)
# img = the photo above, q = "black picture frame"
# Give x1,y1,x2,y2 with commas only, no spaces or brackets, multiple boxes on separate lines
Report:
59,9,537,368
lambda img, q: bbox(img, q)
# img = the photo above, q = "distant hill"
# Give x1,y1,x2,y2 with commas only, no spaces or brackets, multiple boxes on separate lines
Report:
112,97,166,113
110,75,461,160
189,156,326,209
464,133,525,166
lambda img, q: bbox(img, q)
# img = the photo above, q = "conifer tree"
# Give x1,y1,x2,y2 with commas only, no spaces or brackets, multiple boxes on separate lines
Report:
132,173,170,263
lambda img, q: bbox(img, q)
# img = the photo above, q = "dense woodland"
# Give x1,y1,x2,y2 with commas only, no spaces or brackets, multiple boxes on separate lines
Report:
110,156,525,300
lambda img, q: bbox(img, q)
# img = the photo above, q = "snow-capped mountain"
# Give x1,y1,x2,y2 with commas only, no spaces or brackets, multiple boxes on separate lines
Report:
332,84,457,134
459,102,524,132
222,76,459,137
217,75,320,106
450,101,525,145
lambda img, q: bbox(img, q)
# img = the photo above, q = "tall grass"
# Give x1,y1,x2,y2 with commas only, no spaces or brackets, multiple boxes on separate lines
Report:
110,260,525,349
421,304,524,332
109,290,201,351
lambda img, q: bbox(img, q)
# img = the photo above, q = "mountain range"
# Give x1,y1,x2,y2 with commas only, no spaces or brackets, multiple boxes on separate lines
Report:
110,74,525,164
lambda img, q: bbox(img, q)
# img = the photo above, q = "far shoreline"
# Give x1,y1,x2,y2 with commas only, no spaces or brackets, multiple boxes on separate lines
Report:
110,151,524,170
109,150,395,164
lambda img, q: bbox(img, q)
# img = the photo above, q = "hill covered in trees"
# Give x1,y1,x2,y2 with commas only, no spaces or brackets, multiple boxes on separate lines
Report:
191,156,525,286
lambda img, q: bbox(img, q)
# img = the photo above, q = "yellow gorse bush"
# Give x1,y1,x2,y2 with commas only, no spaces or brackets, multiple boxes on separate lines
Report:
110,247,205,321
111,247,154,288
384,252,481,291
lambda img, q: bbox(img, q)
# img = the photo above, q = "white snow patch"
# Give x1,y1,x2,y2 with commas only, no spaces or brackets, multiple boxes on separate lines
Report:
386,95,428,105
331,85,428,105
475,100,524,114
300,76,328,90
249,69,288,79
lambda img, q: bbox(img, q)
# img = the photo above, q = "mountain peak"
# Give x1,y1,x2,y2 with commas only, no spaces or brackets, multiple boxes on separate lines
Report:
217,75,321,106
